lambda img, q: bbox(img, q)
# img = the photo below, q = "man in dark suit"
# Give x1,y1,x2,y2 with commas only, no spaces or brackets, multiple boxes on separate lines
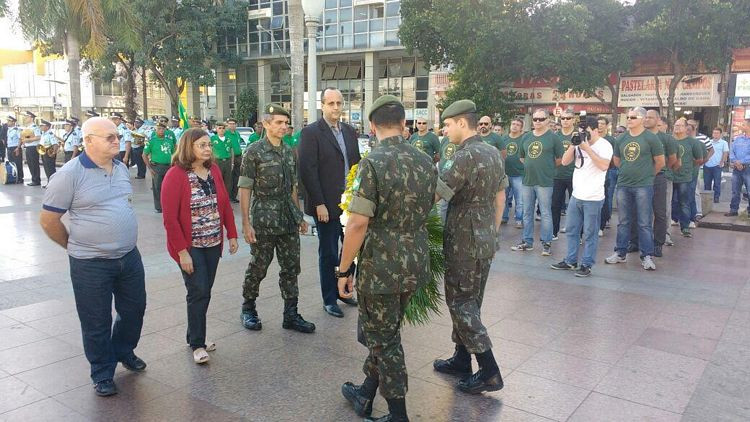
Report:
299,88,362,318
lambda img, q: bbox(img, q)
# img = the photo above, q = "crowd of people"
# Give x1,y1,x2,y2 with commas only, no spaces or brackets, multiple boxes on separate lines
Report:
0,87,742,421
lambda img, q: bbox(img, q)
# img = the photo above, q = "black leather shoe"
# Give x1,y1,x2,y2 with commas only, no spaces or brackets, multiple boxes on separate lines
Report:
134,176,145,179
342,382,374,417
94,379,117,397
120,355,147,372
433,345,472,377
26,182,41,186
324,304,344,318
365,415,409,422
339,296,358,306
241,310,262,330
457,369,504,394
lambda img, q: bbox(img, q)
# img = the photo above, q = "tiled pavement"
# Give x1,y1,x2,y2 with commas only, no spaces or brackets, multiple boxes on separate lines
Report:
0,168,749,421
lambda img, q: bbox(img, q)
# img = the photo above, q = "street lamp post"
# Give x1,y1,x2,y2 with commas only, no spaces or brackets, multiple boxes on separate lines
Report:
301,0,324,124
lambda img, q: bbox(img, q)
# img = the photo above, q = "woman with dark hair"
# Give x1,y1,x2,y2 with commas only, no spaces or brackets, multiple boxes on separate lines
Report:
161,128,239,364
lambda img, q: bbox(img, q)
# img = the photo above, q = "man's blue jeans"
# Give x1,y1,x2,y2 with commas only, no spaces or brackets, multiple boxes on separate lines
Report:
564,197,603,268
673,181,693,230
69,248,146,383
615,186,654,257
729,167,750,213
502,176,524,222
522,185,553,246
689,176,698,219
703,165,723,201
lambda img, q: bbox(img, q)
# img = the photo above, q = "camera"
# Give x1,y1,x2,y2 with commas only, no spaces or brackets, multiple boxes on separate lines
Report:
570,111,588,146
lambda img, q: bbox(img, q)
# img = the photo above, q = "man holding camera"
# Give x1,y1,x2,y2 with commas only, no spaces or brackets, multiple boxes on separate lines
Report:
550,116,612,277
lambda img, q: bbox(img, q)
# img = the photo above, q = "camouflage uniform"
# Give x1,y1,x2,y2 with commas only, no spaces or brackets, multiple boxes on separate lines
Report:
436,135,506,354
238,136,304,304
348,135,437,399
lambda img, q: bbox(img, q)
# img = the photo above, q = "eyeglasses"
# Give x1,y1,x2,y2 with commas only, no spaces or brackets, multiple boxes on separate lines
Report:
194,142,212,150
560,117,574,120
627,116,640,120
89,134,119,143
532,118,547,122
478,122,490,126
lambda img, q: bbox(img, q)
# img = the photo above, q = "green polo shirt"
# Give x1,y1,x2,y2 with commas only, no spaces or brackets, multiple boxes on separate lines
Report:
500,134,525,177
613,130,664,187
409,131,440,158
211,134,233,160
226,129,244,156
282,131,300,148
480,132,503,152
518,130,564,187
247,132,261,145
143,133,175,165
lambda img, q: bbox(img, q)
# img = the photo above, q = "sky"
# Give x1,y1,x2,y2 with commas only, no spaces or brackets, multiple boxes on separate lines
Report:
1,0,30,50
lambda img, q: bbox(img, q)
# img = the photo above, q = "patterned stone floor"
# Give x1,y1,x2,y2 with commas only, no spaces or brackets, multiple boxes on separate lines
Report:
0,165,748,421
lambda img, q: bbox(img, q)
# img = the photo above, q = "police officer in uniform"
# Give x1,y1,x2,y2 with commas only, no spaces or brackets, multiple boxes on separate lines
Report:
170,116,184,141
338,95,437,422
130,117,147,178
6,115,24,183
110,112,131,166
38,119,58,183
59,118,81,162
434,100,506,394
22,111,43,186
85,109,100,120
238,104,315,334
143,122,174,213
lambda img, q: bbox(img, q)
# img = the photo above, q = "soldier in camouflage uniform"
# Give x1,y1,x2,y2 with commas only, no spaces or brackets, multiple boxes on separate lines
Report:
237,104,315,334
434,100,507,394
337,95,437,422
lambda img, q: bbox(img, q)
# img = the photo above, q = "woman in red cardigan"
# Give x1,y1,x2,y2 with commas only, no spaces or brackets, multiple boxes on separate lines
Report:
161,128,238,364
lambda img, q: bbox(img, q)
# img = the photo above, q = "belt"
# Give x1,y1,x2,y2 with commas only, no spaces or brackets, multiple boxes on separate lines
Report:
150,161,170,166
218,158,231,162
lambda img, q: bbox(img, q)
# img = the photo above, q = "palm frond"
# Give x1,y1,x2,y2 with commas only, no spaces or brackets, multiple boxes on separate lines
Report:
403,212,445,326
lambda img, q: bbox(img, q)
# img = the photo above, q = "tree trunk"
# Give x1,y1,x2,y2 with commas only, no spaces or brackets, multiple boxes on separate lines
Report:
119,56,138,121
288,0,305,131
653,75,665,118
717,61,731,130
64,33,82,118
142,66,148,119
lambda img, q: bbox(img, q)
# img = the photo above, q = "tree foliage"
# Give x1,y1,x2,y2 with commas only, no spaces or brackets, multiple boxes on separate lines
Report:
232,87,259,126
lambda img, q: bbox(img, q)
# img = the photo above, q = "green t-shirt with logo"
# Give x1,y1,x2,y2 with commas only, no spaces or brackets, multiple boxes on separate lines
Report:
480,132,503,152
655,132,678,178
438,137,459,175
500,134,525,177
409,131,441,158
211,134,233,160
518,130,564,187
143,133,175,165
226,129,244,156
613,130,664,187
555,131,575,179
672,136,703,183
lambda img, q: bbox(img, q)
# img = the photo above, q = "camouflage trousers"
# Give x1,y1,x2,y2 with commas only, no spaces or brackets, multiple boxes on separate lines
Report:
242,232,300,301
358,292,412,399
444,258,493,354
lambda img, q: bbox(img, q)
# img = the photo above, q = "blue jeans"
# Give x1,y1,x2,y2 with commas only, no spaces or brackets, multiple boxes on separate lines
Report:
615,186,654,257
502,176,524,222
316,219,343,306
689,176,698,219
564,197,603,268
69,248,146,383
703,165,722,201
673,181,693,230
729,167,750,212
522,185,553,246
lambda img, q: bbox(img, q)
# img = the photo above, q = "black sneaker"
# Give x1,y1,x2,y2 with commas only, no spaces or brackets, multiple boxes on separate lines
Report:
575,265,591,277
94,379,117,397
510,242,533,251
541,243,552,256
550,261,576,270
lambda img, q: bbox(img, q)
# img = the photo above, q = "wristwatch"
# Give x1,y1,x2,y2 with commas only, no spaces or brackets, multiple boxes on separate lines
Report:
335,266,352,278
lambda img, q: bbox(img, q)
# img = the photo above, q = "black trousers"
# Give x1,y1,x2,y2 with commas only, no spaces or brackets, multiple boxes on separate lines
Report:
7,147,23,181
180,245,221,350
42,152,56,181
230,155,242,200
118,151,130,167
64,151,74,162
150,163,170,211
630,172,667,247
25,146,41,184
131,147,146,178
0,140,5,161
552,178,573,236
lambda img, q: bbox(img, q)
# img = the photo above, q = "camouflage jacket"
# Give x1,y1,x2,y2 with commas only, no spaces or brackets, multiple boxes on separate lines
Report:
437,135,507,262
238,137,303,235
348,135,438,294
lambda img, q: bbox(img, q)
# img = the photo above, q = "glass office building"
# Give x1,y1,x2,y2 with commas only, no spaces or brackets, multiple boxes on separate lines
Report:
214,0,434,131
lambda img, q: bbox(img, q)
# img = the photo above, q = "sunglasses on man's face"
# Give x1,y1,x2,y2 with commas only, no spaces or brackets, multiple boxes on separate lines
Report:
416,122,427,125
627,116,640,120
532,118,547,122
478,122,490,126
560,116,575,120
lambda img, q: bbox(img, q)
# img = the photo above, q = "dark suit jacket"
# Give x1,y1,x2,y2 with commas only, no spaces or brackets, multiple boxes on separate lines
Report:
299,118,361,219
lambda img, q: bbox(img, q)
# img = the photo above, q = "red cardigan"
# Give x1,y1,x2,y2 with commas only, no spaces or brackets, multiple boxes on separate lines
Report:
161,163,238,263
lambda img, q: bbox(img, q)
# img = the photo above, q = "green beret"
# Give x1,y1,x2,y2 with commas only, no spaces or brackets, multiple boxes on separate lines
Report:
441,99,477,121
264,103,290,119
368,95,402,121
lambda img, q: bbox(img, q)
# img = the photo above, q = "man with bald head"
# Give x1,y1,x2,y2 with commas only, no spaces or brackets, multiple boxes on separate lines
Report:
478,115,504,155
39,117,147,397
409,117,440,163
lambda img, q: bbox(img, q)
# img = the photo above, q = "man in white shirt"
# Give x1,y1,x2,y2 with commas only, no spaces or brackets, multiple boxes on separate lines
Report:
550,116,613,277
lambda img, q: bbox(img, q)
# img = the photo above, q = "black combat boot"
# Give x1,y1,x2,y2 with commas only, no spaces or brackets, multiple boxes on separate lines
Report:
341,376,377,416
365,398,409,422
457,349,504,394
282,298,316,333
240,300,262,330
433,344,472,376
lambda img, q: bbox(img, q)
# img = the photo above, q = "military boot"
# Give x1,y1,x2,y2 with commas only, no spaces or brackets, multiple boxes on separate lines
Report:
365,398,409,422
341,377,377,416
282,298,316,333
433,344,472,376
457,349,504,394
240,300,262,330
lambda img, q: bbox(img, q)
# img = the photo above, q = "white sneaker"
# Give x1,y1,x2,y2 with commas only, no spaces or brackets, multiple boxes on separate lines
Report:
535,215,541,221
641,255,656,271
205,342,216,352
689,221,696,229
193,348,210,364
552,235,559,241
561,227,567,233
665,233,674,246
605,253,626,264
598,230,604,237
515,221,523,229
671,220,679,226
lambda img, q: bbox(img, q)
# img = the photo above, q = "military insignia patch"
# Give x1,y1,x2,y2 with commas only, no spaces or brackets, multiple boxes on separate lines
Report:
624,141,641,162
528,140,543,159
